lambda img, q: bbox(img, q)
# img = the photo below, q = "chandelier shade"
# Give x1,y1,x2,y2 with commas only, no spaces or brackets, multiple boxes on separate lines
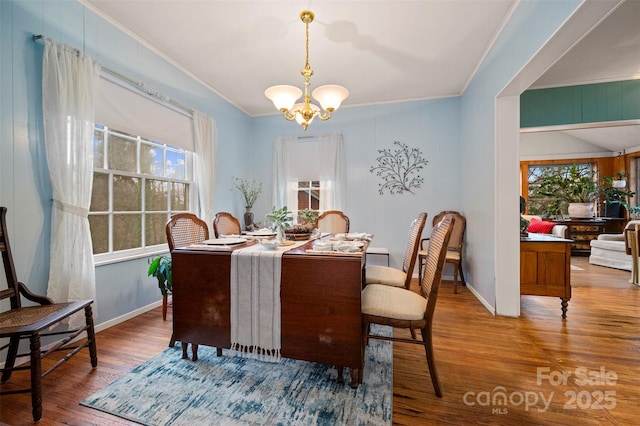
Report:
264,10,349,130
264,85,302,112
312,85,350,112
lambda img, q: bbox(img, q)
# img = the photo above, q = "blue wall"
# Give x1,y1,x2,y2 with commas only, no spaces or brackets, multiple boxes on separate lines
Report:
0,0,251,326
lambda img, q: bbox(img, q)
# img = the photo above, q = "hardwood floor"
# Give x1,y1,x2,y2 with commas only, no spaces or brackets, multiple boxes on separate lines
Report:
1,257,638,425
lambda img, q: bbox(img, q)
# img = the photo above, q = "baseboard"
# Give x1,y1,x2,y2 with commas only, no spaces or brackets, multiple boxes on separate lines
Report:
464,282,496,315
0,300,162,369
94,300,162,333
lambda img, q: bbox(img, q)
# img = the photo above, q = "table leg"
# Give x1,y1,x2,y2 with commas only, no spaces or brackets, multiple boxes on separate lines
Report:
350,369,358,389
561,298,569,319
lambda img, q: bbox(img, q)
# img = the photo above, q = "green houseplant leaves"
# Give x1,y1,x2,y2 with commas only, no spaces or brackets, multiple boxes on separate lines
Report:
148,256,172,296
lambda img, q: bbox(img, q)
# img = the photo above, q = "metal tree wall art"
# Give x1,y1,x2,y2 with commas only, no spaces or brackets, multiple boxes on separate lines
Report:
369,141,429,195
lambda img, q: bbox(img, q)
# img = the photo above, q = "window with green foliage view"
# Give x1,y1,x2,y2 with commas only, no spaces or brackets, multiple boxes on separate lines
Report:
90,124,192,259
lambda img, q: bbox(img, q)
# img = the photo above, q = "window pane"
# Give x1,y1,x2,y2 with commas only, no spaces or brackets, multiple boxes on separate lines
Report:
171,182,189,211
108,133,138,173
91,172,109,212
113,176,141,211
311,181,320,188
145,213,168,246
146,179,168,211
299,181,309,189
166,149,185,179
310,195,320,210
298,191,310,210
140,142,163,177
113,214,141,251
93,128,104,169
89,214,109,254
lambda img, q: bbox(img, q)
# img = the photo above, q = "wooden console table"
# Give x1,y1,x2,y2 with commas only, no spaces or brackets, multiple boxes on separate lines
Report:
520,234,572,318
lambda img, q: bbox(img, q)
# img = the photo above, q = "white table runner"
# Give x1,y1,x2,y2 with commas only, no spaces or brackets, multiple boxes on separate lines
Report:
230,241,306,359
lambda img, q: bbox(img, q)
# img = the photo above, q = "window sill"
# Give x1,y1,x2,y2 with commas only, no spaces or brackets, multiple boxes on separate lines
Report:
94,246,170,267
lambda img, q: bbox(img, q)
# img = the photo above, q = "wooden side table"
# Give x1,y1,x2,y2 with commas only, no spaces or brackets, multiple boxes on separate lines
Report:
520,234,572,318
553,219,605,256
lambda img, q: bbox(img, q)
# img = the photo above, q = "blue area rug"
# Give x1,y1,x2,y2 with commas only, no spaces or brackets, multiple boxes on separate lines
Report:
81,326,392,425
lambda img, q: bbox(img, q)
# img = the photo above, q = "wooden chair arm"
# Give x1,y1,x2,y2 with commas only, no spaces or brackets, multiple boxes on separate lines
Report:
18,282,53,305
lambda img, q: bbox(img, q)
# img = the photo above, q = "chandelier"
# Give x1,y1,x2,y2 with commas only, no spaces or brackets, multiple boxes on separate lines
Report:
264,10,349,131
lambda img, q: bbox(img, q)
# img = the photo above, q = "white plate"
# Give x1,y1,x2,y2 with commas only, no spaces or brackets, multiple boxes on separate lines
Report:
203,237,247,245
247,230,276,236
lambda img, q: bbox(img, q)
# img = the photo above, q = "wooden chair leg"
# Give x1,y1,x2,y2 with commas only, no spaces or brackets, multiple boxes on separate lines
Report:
84,305,98,368
359,319,369,384
30,334,43,422
1,335,20,383
458,262,466,286
452,264,459,294
421,327,442,398
410,328,417,340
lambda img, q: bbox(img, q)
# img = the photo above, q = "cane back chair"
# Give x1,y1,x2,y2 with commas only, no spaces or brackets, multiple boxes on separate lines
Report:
213,212,242,237
0,206,97,422
419,210,466,293
165,213,220,360
360,215,453,396
365,212,427,290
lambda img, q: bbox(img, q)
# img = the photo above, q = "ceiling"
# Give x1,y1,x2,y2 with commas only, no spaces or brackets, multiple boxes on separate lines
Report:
82,0,640,149
83,0,517,116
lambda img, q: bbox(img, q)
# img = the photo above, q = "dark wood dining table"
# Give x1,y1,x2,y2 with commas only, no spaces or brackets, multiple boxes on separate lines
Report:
171,236,366,387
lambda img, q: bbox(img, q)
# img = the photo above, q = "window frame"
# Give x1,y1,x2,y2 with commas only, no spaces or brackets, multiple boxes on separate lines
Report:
90,125,194,265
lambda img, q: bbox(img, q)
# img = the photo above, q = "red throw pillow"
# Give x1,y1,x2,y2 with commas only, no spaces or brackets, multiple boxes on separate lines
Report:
527,218,556,234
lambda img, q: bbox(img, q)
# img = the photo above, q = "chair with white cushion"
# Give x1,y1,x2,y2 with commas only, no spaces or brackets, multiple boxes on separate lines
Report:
418,211,467,293
364,212,427,290
360,215,453,396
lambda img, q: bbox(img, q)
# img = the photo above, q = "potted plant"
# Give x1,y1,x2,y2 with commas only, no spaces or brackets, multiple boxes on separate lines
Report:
148,256,172,295
601,174,635,218
298,208,318,225
148,255,172,320
532,163,598,218
232,176,263,229
265,206,293,243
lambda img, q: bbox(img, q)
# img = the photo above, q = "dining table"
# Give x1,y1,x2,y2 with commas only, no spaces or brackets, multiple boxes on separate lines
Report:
170,234,368,388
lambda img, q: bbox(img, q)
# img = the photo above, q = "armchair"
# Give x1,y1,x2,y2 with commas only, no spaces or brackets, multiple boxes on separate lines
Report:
588,220,640,271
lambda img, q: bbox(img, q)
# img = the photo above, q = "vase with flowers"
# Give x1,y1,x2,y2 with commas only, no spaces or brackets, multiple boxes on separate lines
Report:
232,176,263,229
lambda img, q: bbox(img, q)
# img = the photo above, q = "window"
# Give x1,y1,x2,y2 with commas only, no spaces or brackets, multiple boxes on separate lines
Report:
90,124,192,261
274,135,346,217
527,162,596,215
296,180,320,217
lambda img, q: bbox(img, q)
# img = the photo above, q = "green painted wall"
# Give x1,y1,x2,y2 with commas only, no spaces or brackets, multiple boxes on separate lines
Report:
521,80,640,127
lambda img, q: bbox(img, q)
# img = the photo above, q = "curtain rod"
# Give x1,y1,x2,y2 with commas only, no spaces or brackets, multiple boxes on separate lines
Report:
33,34,194,116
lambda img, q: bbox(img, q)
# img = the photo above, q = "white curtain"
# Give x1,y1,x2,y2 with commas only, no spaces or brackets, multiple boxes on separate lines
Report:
272,134,346,212
42,39,100,327
193,111,216,230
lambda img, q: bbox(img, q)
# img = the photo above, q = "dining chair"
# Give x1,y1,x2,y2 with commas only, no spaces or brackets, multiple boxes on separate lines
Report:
314,210,350,234
360,215,453,396
165,212,212,360
364,212,427,290
213,211,242,237
0,206,98,422
418,211,466,293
